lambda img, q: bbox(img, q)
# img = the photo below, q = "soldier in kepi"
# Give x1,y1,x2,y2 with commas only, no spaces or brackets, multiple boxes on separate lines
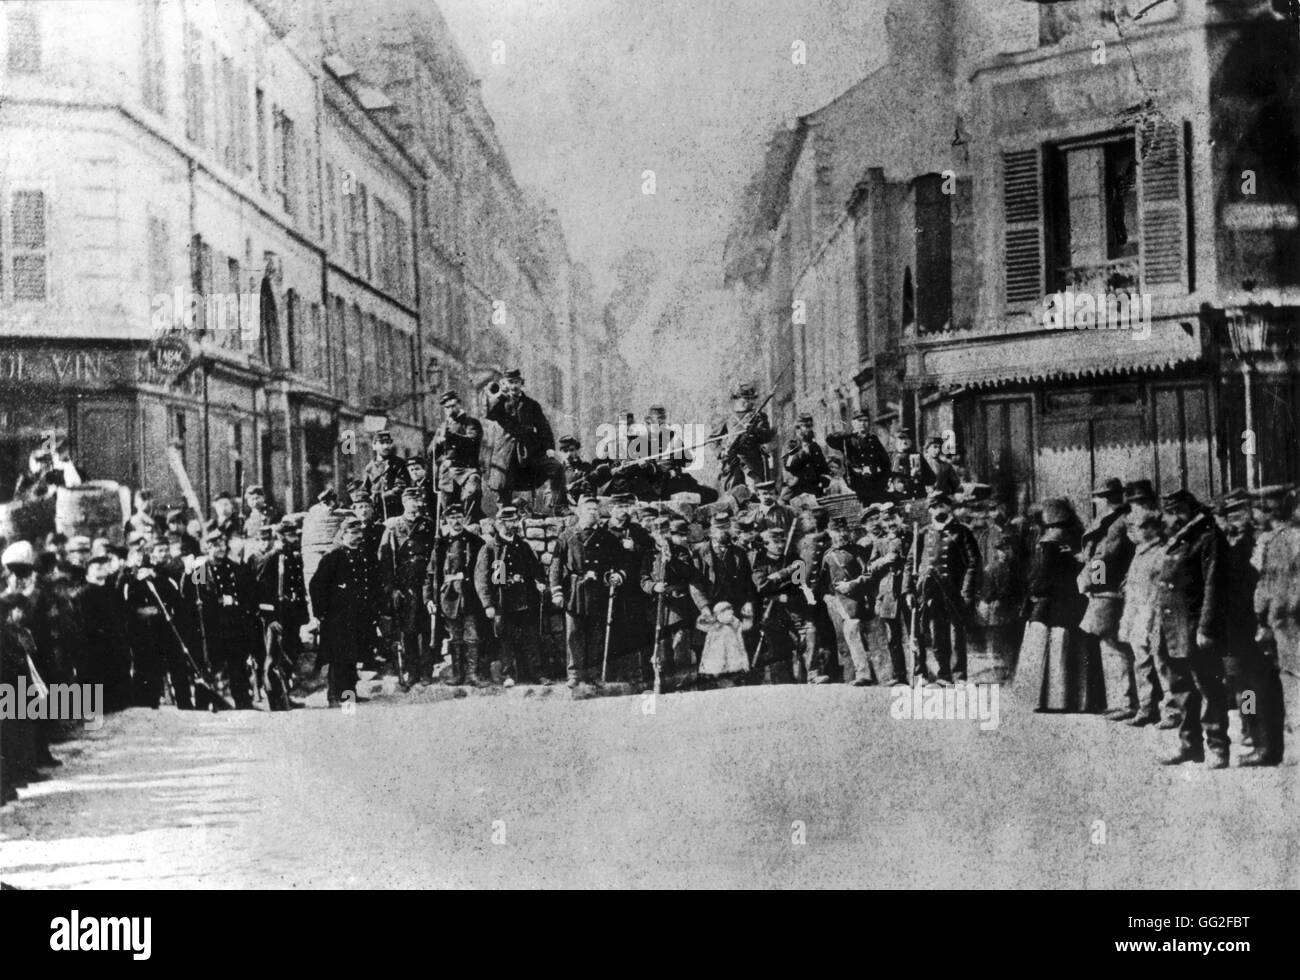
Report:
902,490,982,686
474,505,547,686
379,486,436,688
642,404,719,504
781,413,831,502
711,383,774,491
183,523,258,709
250,515,308,710
550,494,624,687
645,516,709,689
360,430,412,525
425,503,484,686
484,368,568,514
310,515,379,707
826,409,891,504
559,435,612,500
431,391,484,523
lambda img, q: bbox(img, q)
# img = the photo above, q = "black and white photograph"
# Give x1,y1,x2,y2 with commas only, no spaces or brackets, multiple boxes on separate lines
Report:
0,0,1296,914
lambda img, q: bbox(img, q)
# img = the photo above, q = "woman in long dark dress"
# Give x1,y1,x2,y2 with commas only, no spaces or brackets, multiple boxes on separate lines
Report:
1014,498,1091,711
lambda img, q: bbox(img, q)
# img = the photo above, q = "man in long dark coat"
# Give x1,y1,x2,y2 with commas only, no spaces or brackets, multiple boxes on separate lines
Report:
309,516,380,706
484,369,567,513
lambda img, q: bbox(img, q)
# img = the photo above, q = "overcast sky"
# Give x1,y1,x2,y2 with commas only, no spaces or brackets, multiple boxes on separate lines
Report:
436,0,890,299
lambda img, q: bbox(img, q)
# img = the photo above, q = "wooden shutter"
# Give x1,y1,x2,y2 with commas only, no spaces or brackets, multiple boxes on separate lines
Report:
1139,118,1189,293
1002,148,1043,305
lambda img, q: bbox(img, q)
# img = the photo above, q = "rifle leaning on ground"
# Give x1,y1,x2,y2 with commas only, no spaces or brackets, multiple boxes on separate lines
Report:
148,576,233,711
601,570,620,684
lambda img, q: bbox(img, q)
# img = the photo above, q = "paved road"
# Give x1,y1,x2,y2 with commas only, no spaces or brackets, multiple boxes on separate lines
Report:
2,683,1296,888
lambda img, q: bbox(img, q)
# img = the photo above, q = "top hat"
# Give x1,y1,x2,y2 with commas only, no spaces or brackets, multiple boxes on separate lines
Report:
1124,479,1157,505
1091,477,1125,499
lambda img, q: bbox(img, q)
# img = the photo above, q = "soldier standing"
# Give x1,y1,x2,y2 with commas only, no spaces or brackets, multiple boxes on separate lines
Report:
826,410,891,504
1250,483,1296,761
1078,478,1136,720
645,516,710,687
183,524,258,709
250,515,308,711
793,506,835,683
484,369,567,513
474,505,547,685
750,528,805,684
431,392,484,522
424,504,484,686
604,492,656,681
821,516,875,685
549,495,624,687
781,414,831,501
1156,489,1229,768
309,516,379,707
902,490,981,685
379,487,437,687
360,431,412,525
349,488,385,563
711,383,774,491
868,507,912,686
404,456,438,521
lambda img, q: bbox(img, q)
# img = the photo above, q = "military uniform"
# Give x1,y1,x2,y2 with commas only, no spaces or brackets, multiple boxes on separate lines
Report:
426,526,485,685
750,543,808,684
432,409,484,520
380,510,437,681
310,539,378,705
360,449,413,523
903,510,981,683
781,437,831,500
644,525,709,680
868,524,912,685
474,522,545,683
820,531,875,683
250,535,308,711
606,515,656,679
182,553,258,708
826,426,891,503
484,380,566,510
794,524,836,681
564,454,613,499
711,400,774,491
549,520,623,684
1155,501,1229,764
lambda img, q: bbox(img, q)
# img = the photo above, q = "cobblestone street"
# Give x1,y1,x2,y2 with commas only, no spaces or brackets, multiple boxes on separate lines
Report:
3,685,1295,889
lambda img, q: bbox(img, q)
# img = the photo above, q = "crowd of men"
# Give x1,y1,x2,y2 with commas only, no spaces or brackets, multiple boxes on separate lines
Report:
2,374,1296,804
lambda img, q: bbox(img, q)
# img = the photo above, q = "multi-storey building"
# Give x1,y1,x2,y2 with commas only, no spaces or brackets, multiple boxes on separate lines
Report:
726,0,1299,510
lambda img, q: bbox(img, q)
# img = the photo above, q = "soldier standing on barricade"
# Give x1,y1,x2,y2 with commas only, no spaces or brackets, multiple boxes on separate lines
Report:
182,523,258,709
360,431,412,524
380,487,436,687
484,369,568,513
474,505,547,686
424,503,484,686
1155,488,1229,768
826,410,891,505
560,435,611,499
711,383,774,491
250,515,308,711
431,392,484,522
781,414,831,502
549,495,623,688
310,516,379,707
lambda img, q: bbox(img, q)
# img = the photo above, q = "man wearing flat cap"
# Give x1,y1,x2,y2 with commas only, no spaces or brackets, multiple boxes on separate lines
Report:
431,391,484,523
1078,477,1137,720
310,516,381,706
380,486,437,686
1155,488,1230,768
826,409,891,505
484,369,568,514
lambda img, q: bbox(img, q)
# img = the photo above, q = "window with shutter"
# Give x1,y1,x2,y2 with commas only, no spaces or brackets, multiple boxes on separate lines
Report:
1003,148,1043,306
11,189,47,301
1139,117,1189,293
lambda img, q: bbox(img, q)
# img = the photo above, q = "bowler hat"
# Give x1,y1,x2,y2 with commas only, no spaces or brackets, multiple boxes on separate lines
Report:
1161,487,1200,511
1124,479,1156,505
1092,477,1125,499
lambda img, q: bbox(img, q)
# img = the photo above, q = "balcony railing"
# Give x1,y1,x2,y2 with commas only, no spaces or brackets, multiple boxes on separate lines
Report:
1055,257,1140,294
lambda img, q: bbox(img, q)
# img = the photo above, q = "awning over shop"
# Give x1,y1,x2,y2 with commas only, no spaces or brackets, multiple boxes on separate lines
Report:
911,318,1205,390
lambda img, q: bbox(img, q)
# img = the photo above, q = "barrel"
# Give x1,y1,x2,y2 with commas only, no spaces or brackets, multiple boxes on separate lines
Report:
55,481,129,544
301,505,347,616
0,493,57,545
